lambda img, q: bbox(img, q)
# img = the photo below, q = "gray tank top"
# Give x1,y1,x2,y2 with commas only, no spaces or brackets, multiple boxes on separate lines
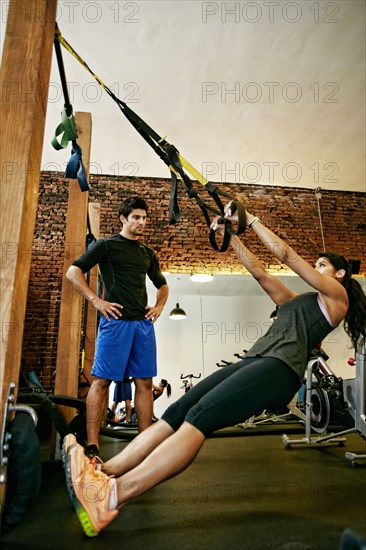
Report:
245,292,334,381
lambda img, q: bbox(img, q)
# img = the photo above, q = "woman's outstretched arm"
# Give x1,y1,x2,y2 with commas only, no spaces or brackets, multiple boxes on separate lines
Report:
223,204,349,326
229,234,296,306
225,205,347,299
249,217,346,296
211,213,296,306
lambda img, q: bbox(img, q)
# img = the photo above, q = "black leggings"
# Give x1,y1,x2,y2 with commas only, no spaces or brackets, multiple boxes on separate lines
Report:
161,357,301,436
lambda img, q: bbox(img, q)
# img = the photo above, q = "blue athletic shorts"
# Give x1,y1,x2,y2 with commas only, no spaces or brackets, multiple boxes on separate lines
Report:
91,317,157,381
113,381,132,402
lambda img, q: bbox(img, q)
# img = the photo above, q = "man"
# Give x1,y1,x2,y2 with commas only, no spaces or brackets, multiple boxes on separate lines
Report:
66,197,169,461
108,377,133,424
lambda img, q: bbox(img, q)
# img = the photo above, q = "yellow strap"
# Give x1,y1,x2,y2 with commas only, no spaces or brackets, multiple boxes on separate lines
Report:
55,28,108,91
164,152,208,185
178,154,208,185
55,28,209,186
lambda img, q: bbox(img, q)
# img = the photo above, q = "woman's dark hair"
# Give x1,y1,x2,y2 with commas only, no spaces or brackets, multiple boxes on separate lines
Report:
119,197,148,221
319,252,366,349
160,379,172,398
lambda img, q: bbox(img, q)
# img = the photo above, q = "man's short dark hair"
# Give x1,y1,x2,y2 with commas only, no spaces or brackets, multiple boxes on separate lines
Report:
119,197,148,220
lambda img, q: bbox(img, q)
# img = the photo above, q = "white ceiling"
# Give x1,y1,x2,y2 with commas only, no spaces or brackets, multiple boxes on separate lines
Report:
1,1,365,193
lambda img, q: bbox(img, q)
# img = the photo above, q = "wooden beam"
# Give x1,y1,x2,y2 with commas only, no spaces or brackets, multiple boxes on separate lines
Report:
54,113,92,409
82,202,101,397
0,0,58,423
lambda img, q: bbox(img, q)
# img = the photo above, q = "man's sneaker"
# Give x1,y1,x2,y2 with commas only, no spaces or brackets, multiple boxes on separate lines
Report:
63,436,119,537
84,444,100,460
84,444,103,470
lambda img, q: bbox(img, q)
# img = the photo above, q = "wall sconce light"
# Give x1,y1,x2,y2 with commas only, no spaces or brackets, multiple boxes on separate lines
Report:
169,302,187,320
190,274,214,283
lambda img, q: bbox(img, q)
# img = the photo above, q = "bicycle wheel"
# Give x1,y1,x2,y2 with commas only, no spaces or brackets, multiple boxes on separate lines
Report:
308,383,331,433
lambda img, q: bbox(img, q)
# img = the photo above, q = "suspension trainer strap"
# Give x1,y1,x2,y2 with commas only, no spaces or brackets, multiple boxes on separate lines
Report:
64,142,89,192
53,26,89,192
105,92,234,243
115,102,246,250
51,107,78,151
52,26,78,149
53,27,72,115
79,215,97,393
168,170,181,223
55,28,247,251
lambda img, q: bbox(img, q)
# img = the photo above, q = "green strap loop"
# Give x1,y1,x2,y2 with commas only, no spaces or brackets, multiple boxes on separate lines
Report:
51,107,78,150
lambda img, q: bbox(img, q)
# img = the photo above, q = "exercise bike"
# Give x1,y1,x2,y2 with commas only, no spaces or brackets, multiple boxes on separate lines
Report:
216,351,306,429
282,337,366,465
180,373,202,392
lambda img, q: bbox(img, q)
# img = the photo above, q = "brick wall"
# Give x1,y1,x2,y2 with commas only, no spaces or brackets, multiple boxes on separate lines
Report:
21,172,366,386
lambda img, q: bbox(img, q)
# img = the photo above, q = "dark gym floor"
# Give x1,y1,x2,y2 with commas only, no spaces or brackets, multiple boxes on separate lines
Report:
1,423,366,550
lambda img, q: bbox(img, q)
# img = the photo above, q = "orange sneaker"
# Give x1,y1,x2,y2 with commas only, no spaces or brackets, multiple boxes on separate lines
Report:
62,433,78,467
63,435,119,537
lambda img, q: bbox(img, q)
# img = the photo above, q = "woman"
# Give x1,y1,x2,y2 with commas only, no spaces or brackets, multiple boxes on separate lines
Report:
119,379,172,425
153,378,172,400
152,378,172,421
64,204,366,537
